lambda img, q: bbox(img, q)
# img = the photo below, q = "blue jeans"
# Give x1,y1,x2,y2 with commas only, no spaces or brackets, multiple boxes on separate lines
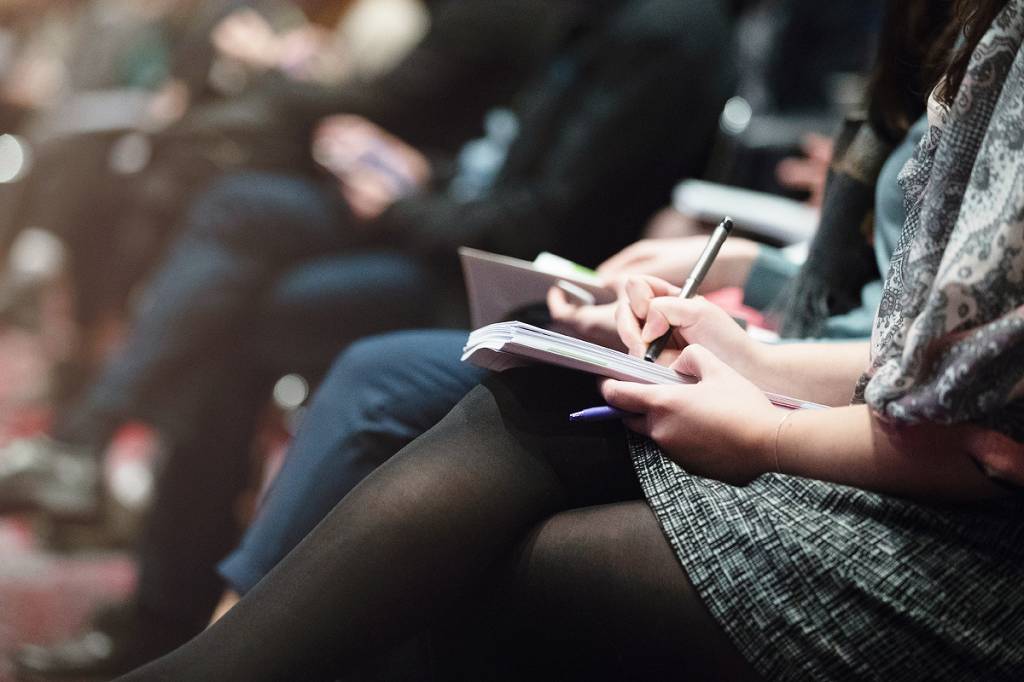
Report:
218,329,485,594
65,172,445,629
72,171,438,443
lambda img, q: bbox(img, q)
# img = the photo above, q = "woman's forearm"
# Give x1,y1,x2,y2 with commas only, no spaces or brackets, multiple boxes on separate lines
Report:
749,341,870,407
774,405,1007,502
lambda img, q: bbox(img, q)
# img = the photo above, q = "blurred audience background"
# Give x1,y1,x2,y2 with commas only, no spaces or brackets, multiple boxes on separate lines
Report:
0,1,885,680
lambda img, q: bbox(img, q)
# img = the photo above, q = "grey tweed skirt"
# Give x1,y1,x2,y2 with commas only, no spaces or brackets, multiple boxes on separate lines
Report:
628,435,1024,681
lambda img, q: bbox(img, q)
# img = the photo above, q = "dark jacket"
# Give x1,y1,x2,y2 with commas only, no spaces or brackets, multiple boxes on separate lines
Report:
384,0,739,268
265,0,571,155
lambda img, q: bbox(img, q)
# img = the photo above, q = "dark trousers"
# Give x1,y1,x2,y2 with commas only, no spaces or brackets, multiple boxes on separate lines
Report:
64,172,442,629
73,172,436,440
218,330,485,594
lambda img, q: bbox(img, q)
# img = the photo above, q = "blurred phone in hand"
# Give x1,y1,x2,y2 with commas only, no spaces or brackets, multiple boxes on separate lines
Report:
313,115,431,221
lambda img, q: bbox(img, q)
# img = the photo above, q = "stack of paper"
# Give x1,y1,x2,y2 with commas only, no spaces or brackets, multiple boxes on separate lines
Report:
463,322,825,411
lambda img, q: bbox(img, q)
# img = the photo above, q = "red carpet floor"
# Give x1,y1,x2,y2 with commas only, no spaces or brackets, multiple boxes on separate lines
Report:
0,328,136,682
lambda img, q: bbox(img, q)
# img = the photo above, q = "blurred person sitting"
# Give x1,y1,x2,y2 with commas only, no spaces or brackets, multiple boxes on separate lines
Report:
211,0,429,87
0,0,519,402
105,0,1024,676
6,1,740,678
0,0,369,336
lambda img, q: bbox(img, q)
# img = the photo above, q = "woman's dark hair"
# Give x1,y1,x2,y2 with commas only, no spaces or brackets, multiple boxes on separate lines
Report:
777,0,952,337
865,0,1011,143
865,0,954,144
936,0,1012,106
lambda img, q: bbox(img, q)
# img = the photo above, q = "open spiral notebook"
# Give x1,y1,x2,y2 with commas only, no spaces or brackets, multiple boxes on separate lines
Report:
463,322,826,411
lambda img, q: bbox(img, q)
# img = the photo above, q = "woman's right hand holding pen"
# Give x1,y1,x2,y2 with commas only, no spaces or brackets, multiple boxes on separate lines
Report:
615,275,767,383
617,273,874,407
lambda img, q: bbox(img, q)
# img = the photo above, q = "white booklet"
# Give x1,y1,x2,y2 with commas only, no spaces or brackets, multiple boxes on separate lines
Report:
462,321,826,411
459,247,616,328
673,179,819,245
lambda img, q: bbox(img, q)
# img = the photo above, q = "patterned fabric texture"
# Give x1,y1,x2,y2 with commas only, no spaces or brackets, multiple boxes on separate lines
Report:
857,0,1024,440
629,434,1024,680
627,6,1024,677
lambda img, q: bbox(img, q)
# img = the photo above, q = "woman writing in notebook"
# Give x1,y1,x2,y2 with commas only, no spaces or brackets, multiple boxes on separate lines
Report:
116,1,1024,679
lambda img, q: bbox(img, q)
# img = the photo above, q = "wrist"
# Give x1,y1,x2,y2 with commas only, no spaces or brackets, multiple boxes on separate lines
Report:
739,407,786,478
731,336,773,388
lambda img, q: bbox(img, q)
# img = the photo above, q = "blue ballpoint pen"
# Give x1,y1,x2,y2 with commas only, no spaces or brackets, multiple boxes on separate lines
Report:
569,405,636,423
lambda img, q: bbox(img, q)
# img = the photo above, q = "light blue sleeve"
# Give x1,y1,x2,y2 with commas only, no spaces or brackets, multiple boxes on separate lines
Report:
817,116,929,340
742,245,801,312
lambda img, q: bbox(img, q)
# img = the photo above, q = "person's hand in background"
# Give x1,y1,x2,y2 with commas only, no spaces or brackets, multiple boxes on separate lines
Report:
211,8,281,71
775,132,833,207
545,286,623,350
145,78,190,128
596,236,760,294
276,25,331,80
312,115,431,221
640,206,707,239
2,52,64,110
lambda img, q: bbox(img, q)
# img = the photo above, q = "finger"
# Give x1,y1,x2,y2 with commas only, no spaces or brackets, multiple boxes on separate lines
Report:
602,272,631,297
670,343,726,381
345,169,398,203
802,133,834,162
330,114,367,133
599,379,660,414
625,276,679,321
642,275,681,296
596,242,648,276
639,298,675,344
341,184,385,222
775,158,820,191
313,115,344,139
640,296,716,343
546,286,577,320
615,299,645,356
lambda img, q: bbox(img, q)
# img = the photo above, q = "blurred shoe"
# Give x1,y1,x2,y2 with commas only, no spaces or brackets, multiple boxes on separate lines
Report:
13,603,196,681
0,435,100,521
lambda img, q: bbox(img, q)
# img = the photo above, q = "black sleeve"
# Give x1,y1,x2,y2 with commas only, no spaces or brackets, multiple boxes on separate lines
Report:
384,0,739,267
264,0,564,153
168,0,252,99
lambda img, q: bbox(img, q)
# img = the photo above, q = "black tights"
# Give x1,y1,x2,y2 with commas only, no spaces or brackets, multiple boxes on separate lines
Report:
116,369,757,681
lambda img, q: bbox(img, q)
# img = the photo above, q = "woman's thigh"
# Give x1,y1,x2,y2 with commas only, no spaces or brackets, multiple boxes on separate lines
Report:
491,501,760,681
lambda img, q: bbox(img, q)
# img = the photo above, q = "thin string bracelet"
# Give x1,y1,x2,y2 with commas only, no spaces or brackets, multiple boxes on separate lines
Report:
773,409,797,474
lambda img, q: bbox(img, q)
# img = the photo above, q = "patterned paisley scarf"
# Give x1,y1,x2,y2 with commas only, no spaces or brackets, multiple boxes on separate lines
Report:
856,0,1024,442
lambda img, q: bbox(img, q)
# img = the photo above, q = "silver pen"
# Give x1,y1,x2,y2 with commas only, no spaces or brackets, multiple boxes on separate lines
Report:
643,217,734,362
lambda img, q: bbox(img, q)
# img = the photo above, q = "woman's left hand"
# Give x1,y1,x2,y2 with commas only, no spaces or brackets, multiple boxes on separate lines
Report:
600,344,781,484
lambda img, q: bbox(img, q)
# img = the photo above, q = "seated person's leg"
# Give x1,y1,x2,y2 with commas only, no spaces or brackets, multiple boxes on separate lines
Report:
247,255,444,379
77,172,357,434
12,258,451,678
115,367,743,681
0,172,356,517
218,329,486,598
